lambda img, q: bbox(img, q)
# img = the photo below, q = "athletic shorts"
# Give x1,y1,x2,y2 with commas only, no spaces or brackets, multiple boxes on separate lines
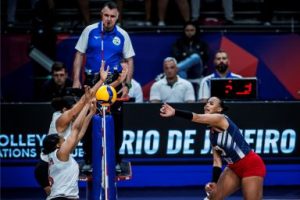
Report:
228,151,266,178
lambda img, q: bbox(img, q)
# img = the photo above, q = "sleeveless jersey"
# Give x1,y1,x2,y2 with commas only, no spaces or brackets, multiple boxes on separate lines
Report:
48,111,72,139
210,115,251,164
46,149,79,200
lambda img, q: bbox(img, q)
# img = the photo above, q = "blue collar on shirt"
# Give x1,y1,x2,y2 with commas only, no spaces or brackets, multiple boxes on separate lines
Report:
98,22,117,36
213,70,234,78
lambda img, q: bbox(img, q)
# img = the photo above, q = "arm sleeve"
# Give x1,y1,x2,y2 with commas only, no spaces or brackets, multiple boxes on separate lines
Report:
122,31,135,59
75,26,90,53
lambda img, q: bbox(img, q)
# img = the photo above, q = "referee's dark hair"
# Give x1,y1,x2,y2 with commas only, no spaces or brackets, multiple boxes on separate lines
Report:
102,1,118,10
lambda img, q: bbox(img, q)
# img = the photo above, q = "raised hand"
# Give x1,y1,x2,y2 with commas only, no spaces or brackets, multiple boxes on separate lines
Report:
88,98,97,116
205,182,217,199
160,103,175,117
100,60,109,82
83,85,93,103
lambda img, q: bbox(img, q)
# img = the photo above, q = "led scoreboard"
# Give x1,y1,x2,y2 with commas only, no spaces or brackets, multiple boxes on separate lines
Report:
210,77,257,100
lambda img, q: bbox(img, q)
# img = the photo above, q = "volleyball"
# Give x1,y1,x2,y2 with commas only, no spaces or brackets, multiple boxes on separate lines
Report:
95,85,117,105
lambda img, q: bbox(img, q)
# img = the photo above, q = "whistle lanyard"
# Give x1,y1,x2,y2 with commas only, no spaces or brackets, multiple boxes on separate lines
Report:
101,21,104,62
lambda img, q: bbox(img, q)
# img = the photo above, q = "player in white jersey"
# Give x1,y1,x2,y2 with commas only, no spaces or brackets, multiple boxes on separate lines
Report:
42,94,96,200
160,96,266,200
34,62,128,196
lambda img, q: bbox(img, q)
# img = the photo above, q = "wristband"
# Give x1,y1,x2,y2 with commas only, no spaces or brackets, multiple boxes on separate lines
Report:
212,166,222,183
174,109,193,120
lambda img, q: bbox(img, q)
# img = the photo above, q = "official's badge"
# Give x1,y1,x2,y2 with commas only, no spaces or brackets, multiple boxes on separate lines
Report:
112,36,121,46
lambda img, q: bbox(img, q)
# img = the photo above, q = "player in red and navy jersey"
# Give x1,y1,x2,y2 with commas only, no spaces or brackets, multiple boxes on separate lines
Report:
160,96,266,200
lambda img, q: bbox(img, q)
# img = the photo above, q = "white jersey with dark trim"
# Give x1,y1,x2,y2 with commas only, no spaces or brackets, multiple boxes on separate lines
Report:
48,111,72,139
46,149,79,200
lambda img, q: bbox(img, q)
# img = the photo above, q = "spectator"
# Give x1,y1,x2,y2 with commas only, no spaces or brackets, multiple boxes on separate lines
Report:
72,1,135,174
198,50,242,102
150,57,195,103
157,0,190,26
172,20,209,79
128,79,144,102
191,0,234,25
38,62,73,101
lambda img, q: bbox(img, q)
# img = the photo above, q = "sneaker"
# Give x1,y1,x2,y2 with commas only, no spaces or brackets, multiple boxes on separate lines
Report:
158,21,166,26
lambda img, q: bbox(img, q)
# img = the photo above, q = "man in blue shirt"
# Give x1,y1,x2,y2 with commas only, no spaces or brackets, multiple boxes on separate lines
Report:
72,1,135,95
72,1,135,173
198,50,242,101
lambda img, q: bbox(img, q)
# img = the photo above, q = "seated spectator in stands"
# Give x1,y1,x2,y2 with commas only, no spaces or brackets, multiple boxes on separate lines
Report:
157,0,190,26
128,79,144,102
191,0,234,25
172,20,209,80
150,57,195,103
198,50,242,102
39,62,73,101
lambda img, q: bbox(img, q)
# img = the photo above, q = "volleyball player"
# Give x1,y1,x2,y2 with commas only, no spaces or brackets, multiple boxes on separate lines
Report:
160,96,266,199
34,61,127,195
42,96,96,200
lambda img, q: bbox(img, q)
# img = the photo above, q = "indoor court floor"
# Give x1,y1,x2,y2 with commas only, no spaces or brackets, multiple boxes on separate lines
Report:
2,186,300,200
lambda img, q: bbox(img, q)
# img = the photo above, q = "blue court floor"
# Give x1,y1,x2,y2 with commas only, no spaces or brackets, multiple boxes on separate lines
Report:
2,186,300,200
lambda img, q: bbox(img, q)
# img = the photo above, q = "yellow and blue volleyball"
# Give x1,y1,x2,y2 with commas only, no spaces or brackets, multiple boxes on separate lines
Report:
95,85,117,105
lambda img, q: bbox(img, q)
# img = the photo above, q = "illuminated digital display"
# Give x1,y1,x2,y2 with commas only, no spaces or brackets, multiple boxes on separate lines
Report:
210,78,257,100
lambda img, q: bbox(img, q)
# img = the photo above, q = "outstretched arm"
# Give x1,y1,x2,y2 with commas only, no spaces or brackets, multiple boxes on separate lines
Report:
55,86,92,133
90,60,109,95
160,103,228,129
75,98,97,145
110,62,128,90
57,87,94,161
58,100,90,161
55,62,107,133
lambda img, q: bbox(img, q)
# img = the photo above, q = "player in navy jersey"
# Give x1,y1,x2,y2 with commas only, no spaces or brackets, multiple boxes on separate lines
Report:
160,96,266,200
